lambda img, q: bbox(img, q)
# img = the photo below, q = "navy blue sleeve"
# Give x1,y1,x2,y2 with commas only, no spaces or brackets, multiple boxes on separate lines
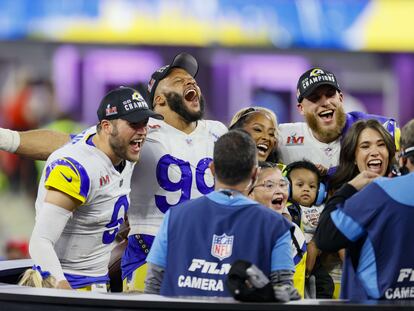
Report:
339,183,385,229
315,183,357,251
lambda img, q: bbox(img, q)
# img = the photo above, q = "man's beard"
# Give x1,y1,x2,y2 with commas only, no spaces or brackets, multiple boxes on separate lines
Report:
305,105,346,143
165,92,205,123
109,123,130,162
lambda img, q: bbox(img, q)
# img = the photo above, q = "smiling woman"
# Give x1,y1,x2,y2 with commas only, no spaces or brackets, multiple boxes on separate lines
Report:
321,119,397,299
328,119,396,193
229,107,278,162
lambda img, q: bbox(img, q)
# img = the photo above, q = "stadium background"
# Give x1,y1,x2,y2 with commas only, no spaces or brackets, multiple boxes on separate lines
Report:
0,0,413,258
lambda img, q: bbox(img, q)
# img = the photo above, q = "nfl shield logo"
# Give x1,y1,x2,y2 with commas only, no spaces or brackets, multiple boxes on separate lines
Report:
211,233,234,261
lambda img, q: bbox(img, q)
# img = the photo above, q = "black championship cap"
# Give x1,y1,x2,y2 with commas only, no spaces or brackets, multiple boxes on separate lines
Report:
97,86,163,122
147,52,199,107
297,68,341,103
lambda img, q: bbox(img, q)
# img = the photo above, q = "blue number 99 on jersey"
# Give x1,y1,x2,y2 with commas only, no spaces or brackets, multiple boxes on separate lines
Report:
155,154,214,213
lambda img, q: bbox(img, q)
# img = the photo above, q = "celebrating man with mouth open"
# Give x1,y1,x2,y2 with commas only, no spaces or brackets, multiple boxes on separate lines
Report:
121,53,228,291
278,68,399,173
29,87,163,291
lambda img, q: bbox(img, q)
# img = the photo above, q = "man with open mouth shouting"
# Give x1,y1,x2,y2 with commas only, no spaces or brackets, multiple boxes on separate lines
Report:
121,53,228,292
29,87,163,291
278,67,399,176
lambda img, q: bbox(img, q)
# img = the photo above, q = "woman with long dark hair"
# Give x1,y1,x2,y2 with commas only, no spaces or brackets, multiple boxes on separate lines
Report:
329,119,396,193
318,119,397,299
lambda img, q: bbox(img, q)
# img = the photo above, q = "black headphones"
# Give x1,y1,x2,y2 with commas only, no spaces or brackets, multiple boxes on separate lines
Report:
283,161,326,206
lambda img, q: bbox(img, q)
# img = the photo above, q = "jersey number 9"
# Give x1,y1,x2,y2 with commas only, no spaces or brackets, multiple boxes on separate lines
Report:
102,195,129,244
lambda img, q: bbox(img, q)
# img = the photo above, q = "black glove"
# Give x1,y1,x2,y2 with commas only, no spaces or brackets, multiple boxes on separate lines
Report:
226,260,275,302
226,260,300,302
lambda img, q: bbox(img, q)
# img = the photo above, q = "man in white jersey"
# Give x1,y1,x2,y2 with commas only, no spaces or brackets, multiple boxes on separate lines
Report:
278,68,399,173
29,87,162,290
0,53,227,292
122,53,227,291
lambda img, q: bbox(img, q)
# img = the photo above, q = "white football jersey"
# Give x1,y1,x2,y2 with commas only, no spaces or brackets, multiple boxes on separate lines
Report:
278,122,341,168
35,126,134,277
128,119,228,236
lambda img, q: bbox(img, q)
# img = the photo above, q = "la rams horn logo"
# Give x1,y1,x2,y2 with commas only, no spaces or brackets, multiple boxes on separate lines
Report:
310,68,325,77
132,91,143,102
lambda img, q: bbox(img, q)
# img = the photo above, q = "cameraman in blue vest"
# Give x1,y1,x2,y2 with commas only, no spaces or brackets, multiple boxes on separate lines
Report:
315,119,414,300
144,129,299,301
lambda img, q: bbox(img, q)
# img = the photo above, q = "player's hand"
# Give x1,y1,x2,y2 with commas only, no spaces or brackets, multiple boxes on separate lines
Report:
348,170,380,191
57,280,73,290
315,164,328,176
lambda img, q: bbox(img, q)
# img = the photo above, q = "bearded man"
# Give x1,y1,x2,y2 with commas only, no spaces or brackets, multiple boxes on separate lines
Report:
121,53,227,291
278,67,399,174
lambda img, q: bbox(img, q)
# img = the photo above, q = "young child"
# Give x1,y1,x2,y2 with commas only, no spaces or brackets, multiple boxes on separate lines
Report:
248,161,307,298
284,160,334,298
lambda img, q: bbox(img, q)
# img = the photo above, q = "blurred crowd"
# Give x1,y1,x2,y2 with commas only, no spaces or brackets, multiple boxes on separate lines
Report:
0,71,84,258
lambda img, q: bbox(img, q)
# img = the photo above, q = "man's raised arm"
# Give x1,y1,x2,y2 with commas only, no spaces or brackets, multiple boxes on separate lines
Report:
0,128,70,160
